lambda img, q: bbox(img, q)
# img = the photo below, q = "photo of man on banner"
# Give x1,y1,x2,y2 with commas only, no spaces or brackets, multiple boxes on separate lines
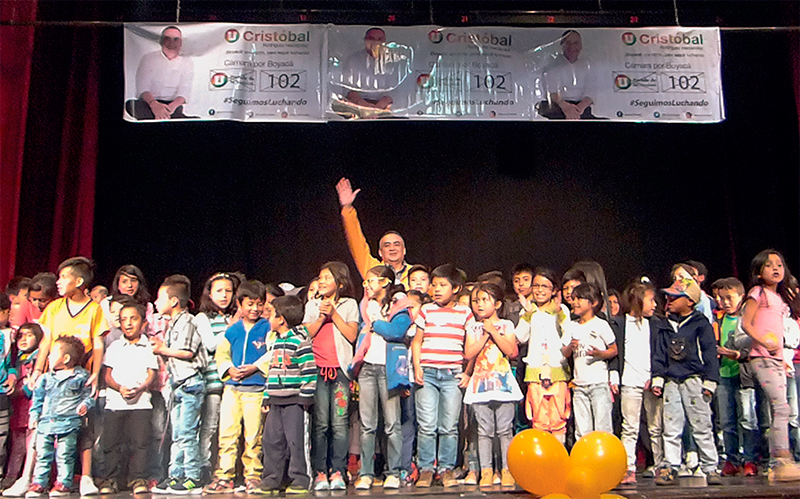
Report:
125,26,195,120
331,27,412,119
536,30,602,120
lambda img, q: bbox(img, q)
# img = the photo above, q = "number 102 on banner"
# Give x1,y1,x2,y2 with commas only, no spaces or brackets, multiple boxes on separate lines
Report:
259,70,307,92
659,72,706,93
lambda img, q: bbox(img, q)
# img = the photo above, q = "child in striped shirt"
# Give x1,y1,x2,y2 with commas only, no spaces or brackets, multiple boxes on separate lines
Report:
257,295,317,494
411,264,474,488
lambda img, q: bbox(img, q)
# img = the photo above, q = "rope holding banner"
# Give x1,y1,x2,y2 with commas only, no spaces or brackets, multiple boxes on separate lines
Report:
672,0,680,26
176,0,181,24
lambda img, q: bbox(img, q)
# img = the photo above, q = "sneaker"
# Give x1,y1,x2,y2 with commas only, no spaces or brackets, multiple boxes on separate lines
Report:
49,483,70,498
693,467,706,478
80,476,99,496
347,455,361,481
770,459,800,483
685,451,699,470
706,471,722,485
285,485,308,495
130,480,149,495
721,461,740,477
312,473,329,492
621,470,637,485
743,462,759,476
151,477,179,494
168,478,201,495
25,485,45,499
245,479,261,494
328,472,346,491
479,469,493,488
677,464,694,477
441,470,458,488
463,471,477,486
642,466,657,478
99,480,118,495
500,470,515,488
408,463,419,485
5,479,31,497
250,483,281,496
382,476,399,490
493,471,501,485
655,467,678,486
146,480,160,492
415,471,433,488
203,478,235,495
354,476,372,490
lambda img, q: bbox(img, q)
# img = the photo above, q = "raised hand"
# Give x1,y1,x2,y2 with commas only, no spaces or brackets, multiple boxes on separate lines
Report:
336,178,361,208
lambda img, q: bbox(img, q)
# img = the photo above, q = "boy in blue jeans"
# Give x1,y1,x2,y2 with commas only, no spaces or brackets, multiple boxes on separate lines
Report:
151,275,208,494
27,336,94,497
411,264,474,488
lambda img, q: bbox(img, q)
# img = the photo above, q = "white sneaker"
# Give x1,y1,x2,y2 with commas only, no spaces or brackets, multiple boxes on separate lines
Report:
677,464,694,477
79,476,99,496
382,476,400,489
685,451,699,470
3,479,30,497
354,476,372,490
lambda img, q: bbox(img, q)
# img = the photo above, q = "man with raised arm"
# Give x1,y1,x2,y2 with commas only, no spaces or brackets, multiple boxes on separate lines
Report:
336,178,411,288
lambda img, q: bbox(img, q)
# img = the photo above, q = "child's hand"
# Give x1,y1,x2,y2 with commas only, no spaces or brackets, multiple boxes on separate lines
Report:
541,378,552,389
237,365,258,380
319,299,334,318
610,383,619,397
716,346,739,360
77,404,88,416
3,374,16,396
261,404,270,414
414,365,424,386
151,337,165,355
587,346,605,359
228,366,243,381
457,373,470,389
518,294,532,313
86,373,99,397
652,386,662,397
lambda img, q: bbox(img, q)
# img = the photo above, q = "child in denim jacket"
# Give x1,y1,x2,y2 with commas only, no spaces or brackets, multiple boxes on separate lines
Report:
27,336,94,497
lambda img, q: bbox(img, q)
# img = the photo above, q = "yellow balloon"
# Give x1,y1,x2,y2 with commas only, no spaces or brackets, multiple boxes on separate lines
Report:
569,431,627,494
507,429,570,496
565,466,603,499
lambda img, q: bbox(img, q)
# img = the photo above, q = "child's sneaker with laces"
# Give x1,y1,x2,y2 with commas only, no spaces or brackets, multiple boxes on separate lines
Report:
48,483,70,497
79,476,99,496
328,472,346,491
151,477,179,493
312,473,328,491
168,478,202,495
24,485,45,499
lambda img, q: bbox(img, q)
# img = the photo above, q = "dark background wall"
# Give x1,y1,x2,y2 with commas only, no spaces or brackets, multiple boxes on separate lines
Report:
16,1,800,299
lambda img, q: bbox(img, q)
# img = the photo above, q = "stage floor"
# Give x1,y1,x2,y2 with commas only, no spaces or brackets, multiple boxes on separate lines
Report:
142,475,800,499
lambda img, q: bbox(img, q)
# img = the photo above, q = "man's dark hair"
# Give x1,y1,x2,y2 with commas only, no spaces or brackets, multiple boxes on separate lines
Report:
572,283,603,313
477,270,506,294
5,277,31,297
237,280,267,304
431,264,464,290
685,260,708,277
29,273,58,300
120,300,148,321
54,335,86,368
160,25,182,43
57,257,94,289
0,292,10,312
272,295,304,329
161,275,191,309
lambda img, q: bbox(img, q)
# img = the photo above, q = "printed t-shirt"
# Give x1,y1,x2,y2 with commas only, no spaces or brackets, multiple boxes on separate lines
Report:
565,316,616,386
748,286,789,360
464,319,522,404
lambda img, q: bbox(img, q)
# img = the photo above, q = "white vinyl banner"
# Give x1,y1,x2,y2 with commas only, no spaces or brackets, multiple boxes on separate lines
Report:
124,24,724,123
123,23,325,122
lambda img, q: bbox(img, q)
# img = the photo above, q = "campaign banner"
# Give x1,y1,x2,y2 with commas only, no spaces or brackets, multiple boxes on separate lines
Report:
123,23,325,122
124,24,724,123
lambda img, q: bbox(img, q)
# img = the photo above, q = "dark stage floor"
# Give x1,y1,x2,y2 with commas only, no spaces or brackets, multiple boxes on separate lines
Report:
139,475,800,499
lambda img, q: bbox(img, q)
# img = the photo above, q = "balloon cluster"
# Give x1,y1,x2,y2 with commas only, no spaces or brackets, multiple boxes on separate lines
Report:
507,429,627,499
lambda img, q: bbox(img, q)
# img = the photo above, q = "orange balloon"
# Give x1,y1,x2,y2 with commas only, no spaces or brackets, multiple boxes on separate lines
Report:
565,466,603,499
569,431,627,494
541,495,572,499
507,429,570,496
600,495,628,499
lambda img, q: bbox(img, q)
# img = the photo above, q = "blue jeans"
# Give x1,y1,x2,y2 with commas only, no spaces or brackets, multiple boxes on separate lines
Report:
415,367,462,472
738,387,761,463
34,430,78,488
716,376,741,465
169,374,206,480
400,387,416,473
572,382,614,440
358,364,402,478
312,368,350,476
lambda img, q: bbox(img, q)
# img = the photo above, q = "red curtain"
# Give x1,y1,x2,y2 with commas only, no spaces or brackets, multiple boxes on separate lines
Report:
6,13,101,280
0,0,37,286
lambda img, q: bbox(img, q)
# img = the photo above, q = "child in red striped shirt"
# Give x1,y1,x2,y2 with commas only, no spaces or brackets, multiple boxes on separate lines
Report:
411,264,474,488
